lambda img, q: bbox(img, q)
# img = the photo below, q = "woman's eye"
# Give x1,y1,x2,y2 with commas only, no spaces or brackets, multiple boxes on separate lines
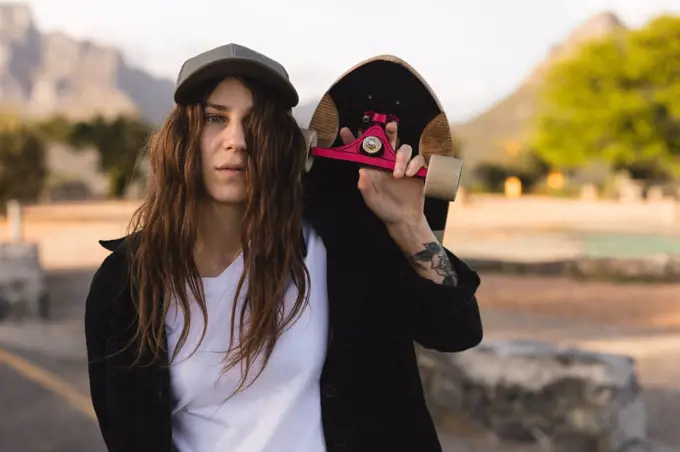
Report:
205,114,226,124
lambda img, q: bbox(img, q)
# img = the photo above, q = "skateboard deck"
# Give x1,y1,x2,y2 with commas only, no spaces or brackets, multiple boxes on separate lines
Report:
302,55,462,242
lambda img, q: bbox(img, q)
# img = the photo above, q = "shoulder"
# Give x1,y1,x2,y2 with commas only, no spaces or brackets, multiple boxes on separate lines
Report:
92,232,139,287
98,229,141,255
85,233,137,329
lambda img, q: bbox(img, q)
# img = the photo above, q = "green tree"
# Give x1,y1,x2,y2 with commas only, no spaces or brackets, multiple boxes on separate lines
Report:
530,15,680,180
31,115,75,143
0,123,48,204
69,115,153,197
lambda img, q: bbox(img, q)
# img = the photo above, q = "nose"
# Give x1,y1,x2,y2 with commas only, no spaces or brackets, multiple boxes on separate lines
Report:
221,120,247,152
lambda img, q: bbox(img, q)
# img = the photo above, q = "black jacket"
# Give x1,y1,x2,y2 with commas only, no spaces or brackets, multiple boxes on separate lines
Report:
84,188,483,452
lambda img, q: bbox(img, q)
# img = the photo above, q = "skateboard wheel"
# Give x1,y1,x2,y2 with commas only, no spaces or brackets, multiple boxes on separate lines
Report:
300,128,317,172
423,154,463,201
361,136,382,155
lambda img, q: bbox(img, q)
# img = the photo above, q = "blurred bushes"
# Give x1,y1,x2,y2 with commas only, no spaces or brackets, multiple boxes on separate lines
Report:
467,14,680,196
530,15,680,182
0,114,48,205
0,113,154,203
39,115,153,198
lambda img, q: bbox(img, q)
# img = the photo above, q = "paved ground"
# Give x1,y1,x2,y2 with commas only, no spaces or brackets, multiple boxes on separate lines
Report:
0,345,105,452
0,268,105,452
2,267,680,451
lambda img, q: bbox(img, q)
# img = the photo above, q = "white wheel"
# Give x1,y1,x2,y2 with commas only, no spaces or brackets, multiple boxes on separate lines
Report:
300,128,317,172
423,154,463,201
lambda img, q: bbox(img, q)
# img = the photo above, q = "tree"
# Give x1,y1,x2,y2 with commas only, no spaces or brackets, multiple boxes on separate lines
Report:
472,153,550,193
530,15,680,180
31,115,75,143
0,118,48,204
69,115,153,197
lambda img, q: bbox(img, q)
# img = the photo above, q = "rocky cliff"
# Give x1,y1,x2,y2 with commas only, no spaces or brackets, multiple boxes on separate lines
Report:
0,3,174,124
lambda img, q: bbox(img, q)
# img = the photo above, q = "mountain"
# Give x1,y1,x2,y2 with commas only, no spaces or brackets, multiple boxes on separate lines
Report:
0,3,174,124
0,3,328,200
453,12,627,179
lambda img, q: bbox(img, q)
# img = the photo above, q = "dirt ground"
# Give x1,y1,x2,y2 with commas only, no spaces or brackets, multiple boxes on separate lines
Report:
2,204,679,330
476,273,680,330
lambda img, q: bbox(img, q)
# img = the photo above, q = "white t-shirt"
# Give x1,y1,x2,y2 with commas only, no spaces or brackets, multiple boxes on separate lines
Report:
165,224,329,452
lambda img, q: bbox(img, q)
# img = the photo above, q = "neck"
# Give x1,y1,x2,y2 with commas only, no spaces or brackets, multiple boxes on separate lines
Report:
194,200,246,277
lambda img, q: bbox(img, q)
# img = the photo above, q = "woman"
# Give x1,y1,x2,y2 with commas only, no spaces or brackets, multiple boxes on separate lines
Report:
85,43,483,452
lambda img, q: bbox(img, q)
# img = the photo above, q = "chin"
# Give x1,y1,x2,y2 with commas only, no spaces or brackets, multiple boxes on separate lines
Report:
206,189,247,205
211,194,246,205
201,178,247,205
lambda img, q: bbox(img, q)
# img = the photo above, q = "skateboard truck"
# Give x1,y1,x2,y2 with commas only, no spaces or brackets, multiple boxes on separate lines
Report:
305,111,429,179
361,110,400,128
359,111,401,157
302,124,462,202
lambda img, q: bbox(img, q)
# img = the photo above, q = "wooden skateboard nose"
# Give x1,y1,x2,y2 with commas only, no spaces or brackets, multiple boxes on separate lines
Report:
308,93,339,149
420,112,456,161
302,54,462,234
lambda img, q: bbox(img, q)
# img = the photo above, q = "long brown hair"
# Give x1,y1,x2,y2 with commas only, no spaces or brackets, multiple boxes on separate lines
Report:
125,76,310,396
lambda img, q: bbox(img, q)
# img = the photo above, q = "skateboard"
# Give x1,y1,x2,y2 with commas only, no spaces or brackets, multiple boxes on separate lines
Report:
301,55,462,241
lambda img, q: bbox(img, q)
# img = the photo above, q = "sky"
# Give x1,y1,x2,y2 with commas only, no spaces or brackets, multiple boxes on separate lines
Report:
20,0,680,123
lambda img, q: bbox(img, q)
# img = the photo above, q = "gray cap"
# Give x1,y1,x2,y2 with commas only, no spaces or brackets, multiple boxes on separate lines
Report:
174,43,299,107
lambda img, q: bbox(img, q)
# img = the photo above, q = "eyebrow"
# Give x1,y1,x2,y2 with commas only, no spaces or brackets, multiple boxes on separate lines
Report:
205,102,230,111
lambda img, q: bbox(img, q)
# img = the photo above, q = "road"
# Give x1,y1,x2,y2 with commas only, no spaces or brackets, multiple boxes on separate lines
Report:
0,266,106,452
0,344,105,452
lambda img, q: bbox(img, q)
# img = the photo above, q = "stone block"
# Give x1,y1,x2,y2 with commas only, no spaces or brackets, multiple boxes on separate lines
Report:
0,242,49,320
418,340,647,452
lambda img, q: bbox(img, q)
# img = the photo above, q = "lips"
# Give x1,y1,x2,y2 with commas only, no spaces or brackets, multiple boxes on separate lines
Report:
216,164,245,172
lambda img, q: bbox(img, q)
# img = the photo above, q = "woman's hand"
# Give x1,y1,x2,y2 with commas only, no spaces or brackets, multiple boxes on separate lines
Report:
339,122,456,285
339,121,428,228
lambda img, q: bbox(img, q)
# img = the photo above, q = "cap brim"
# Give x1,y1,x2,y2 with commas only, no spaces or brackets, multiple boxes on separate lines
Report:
174,58,299,108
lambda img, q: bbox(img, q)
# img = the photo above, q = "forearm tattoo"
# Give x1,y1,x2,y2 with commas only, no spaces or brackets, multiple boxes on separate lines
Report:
407,242,458,286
